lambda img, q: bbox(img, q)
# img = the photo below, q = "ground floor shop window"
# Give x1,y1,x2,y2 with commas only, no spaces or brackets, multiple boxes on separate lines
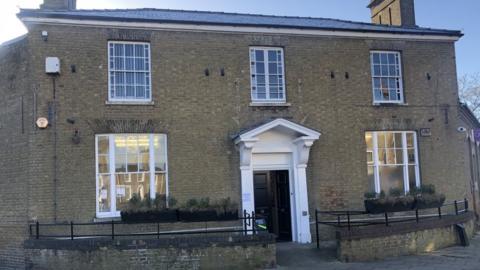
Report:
365,131,420,194
96,134,168,218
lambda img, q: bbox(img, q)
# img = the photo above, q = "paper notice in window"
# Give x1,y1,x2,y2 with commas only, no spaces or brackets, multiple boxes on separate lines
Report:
100,189,108,200
116,186,126,197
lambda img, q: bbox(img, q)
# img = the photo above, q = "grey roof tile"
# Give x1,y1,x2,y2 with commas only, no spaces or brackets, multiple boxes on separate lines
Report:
17,8,462,36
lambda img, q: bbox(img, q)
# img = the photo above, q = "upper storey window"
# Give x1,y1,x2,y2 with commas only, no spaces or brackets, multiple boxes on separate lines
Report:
108,41,151,102
250,47,286,103
370,51,404,104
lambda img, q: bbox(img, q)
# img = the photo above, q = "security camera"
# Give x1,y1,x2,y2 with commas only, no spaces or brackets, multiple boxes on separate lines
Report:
457,127,467,133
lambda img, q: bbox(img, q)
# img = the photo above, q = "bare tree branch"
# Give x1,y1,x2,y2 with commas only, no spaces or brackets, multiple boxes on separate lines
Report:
459,73,480,119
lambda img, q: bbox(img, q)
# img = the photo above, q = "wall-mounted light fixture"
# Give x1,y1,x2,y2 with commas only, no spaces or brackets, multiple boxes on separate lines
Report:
204,68,210,77
220,68,225,77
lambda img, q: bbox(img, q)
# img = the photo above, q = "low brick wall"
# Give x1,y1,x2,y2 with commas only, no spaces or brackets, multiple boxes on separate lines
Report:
337,212,475,262
24,234,276,270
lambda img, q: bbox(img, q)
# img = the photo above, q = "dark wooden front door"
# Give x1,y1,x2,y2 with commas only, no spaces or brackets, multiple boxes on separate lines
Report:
254,170,292,241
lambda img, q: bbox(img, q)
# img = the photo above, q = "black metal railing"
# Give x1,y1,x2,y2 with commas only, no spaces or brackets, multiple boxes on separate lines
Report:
314,199,469,248
29,210,264,240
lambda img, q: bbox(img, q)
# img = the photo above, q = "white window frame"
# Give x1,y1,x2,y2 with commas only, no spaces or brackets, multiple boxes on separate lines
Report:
95,134,168,218
107,41,152,103
249,47,286,103
367,131,420,194
370,50,404,104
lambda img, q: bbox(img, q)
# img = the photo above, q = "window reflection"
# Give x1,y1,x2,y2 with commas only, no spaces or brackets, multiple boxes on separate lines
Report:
96,134,168,216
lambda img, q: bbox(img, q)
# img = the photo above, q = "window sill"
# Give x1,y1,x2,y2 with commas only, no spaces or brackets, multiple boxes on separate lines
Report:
250,102,291,107
372,102,408,107
106,101,154,106
93,216,121,223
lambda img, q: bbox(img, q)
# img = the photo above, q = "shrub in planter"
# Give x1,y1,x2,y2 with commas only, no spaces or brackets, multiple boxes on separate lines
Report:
414,193,446,209
215,197,239,221
121,194,178,223
410,184,446,209
385,194,415,212
364,189,415,214
364,191,386,214
178,198,218,222
178,197,240,222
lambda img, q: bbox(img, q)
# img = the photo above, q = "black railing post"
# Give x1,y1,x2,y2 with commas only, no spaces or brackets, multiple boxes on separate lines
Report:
415,209,419,223
315,210,319,249
157,223,160,239
35,221,39,240
465,198,469,212
347,211,351,231
337,215,341,227
438,207,442,219
454,200,458,215
252,211,256,235
70,221,74,240
243,210,247,235
384,212,389,227
111,220,115,240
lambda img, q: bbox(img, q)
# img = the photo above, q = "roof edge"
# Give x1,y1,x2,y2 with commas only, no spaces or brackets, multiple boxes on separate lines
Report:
460,103,480,128
16,9,464,38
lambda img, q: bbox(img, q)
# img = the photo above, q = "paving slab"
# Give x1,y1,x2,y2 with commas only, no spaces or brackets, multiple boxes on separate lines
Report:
276,233,480,270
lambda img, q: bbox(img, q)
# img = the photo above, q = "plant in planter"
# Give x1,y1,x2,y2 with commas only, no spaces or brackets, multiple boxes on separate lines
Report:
178,197,218,222
364,191,386,214
410,184,446,209
120,193,178,223
364,188,415,214
178,197,240,222
385,188,415,212
214,197,239,221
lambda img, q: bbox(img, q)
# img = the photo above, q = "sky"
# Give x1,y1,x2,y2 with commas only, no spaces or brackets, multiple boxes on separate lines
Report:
0,0,478,77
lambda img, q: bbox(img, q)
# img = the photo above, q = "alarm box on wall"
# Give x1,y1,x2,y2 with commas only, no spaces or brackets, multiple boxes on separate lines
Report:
45,57,60,74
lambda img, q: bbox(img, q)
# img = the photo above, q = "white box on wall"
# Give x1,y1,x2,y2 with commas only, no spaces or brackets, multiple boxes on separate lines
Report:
45,57,60,74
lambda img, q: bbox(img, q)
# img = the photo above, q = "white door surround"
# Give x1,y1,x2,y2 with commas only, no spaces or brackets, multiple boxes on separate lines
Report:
234,118,321,243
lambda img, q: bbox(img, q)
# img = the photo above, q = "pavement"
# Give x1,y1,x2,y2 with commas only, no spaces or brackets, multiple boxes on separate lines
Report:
276,233,480,269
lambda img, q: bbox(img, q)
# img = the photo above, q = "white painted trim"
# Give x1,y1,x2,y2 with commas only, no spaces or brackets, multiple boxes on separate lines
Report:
235,118,320,243
370,51,404,104
95,133,169,218
368,131,420,194
249,47,286,103
107,41,152,102
249,102,291,107
235,118,321,144
402,132,410,192
20,17,461,42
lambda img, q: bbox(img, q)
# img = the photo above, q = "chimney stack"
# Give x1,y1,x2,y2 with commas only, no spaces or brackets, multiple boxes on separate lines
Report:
368,0,416,27
41,0,76,10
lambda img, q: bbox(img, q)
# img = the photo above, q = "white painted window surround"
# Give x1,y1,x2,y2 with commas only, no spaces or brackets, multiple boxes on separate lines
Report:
108,41,152,102
250,47,286,103
95,134,168,218
366,131,420,194
370,51,404,104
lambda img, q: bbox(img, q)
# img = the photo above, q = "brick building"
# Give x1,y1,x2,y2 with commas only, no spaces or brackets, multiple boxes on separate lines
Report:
0,0,477,268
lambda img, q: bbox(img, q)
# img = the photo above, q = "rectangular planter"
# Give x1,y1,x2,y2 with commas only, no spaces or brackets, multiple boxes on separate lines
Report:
121,209,178,223
364,199,414,214
178,210,218,222
216,210,239,221
414,196,446,209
